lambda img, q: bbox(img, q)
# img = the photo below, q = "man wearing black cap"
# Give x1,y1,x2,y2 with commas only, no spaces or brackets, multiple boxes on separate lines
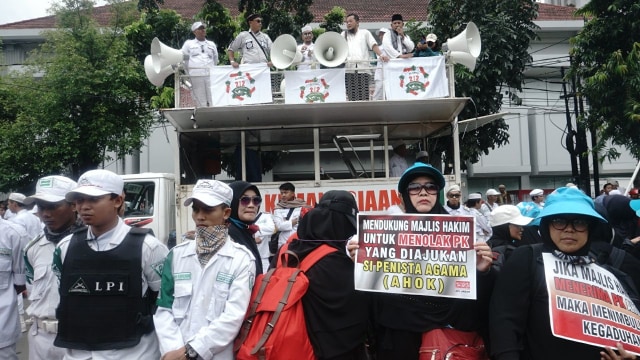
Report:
382,14,414,59
227,14,273,68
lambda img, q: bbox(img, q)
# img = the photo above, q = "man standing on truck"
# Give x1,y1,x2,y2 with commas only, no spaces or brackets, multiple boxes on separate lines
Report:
23,175,82,360
182,21,218,107
227,14,273,68
272,182,309,250
52,169,168,359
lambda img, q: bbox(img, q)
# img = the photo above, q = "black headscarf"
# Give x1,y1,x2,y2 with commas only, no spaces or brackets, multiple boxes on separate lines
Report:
228,181,263,274
288,190,358,259
603,195,639,246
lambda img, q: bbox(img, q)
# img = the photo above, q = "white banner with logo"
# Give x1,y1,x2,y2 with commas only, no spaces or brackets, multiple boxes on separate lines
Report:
383,57,449,100
210,64,273,106
283,68,346,104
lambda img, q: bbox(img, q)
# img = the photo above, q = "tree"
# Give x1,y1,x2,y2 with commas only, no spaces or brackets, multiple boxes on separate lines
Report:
427,0,539,171
569,0,640,160
237,0,313,39
319,6,345,34
0,0,153,190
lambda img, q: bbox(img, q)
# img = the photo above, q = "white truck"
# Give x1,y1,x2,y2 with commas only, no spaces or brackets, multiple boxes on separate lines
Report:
122,63,502,246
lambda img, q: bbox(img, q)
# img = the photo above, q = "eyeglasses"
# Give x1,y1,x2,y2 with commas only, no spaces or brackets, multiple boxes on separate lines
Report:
407,182,439,195
550,217,590,232
240,196,262,206
447,193,461,199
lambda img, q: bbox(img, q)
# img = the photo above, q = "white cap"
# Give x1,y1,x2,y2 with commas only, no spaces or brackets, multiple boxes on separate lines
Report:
24,176,77,205
490,205,533,227
529,189,544,197
609,189,622,196
426,33,437,42
301,25,312,33
184,180,233,207
8,193,26,204
447,184,461,194
468,192,482,200
486,188,500,196
66,169,123,201
379,27,389,34
416,151,429,160
191,21,205,32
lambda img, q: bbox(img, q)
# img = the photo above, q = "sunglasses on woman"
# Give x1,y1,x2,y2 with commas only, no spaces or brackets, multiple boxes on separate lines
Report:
549,217,589,232
407,182,439,195
240,196,262,206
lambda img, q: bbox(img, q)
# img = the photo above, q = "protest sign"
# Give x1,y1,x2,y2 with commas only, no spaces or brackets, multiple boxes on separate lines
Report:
210,64,272,106
544,253,640,355
354,214,477,299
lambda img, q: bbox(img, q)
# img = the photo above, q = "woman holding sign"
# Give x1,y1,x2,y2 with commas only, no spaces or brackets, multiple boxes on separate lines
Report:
489,187,640,359
369,163,495,359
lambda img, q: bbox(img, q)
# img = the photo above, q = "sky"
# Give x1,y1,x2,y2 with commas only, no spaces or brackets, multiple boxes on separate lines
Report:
0,0,108,25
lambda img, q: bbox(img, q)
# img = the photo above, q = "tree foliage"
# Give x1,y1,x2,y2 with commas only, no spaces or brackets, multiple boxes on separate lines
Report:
237,0,313,40
569,0,640,160
0,0,153,190
427,0,539,170
319,6,345,34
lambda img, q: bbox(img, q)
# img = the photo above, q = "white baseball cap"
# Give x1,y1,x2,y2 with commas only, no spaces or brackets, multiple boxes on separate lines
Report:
379,27,389,35
184,179,233,207
66,169,124,201
191,21,205,32
426,33,437,42
468,192,482,200
486,188,500,196
301,25,312,33
447,184,461,194
491,205,533,227
24,176,77,205
8,193,26,204
529,189,544,197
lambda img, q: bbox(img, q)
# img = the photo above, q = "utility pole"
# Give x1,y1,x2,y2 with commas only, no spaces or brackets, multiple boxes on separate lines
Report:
560,67,579,186
571,70,591,197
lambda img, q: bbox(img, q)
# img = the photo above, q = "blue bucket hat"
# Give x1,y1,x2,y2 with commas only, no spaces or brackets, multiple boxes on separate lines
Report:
535,187,606,223
398,163,446,194
631,199,640,217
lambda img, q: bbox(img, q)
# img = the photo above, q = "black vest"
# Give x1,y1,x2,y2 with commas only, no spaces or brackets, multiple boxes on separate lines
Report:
54,227,154,351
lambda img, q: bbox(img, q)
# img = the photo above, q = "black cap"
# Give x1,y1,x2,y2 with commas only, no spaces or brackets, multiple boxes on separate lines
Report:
247,13,261,22
391,14,403,22
317,190,359,229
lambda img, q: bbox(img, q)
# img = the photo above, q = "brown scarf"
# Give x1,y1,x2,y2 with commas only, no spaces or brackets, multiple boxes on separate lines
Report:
276,198,309,209
195,225,228,267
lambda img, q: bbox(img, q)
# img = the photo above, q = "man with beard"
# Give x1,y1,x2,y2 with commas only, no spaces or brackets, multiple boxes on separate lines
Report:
23,176,83,359
443,185,468,215
272,182,310,250
341,13,389,100
382,14,414,59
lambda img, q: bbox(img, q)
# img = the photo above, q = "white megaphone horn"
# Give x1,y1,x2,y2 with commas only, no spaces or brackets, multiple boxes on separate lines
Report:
314,32,348,68
271,34,303,69
150,37,185,73
442,22,481,71
144,55,174,87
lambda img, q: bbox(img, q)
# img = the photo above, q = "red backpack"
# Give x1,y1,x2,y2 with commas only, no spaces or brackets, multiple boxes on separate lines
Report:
235,242,337,360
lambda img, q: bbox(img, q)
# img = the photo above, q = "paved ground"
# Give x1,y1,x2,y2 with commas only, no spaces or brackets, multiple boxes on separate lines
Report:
17,328,28,359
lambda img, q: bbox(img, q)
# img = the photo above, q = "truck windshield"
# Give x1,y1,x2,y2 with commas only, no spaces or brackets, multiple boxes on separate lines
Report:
123,181,155,217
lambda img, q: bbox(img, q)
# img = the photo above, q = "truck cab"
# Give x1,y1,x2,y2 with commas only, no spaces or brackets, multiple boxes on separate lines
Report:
121,173,176,247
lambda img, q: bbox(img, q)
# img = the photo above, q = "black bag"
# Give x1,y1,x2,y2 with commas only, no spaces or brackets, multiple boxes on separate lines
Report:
269,208,295,255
